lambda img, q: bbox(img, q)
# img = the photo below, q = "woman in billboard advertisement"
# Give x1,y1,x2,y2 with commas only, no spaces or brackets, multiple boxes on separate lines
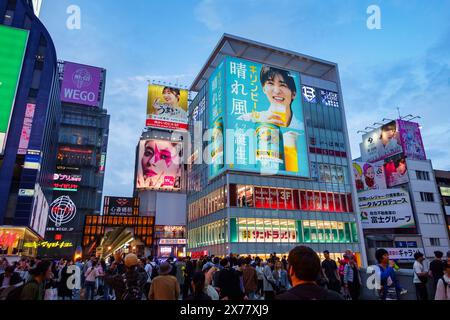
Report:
152,86,187,121
136,139,183,190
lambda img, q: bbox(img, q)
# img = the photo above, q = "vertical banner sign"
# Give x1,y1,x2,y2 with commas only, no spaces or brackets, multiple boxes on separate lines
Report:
397,120,426,160
0,25,29,155
17,103,36,155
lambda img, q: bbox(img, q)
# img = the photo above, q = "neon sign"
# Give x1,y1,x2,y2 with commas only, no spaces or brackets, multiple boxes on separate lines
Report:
24,241,74,249
49,196,77,227
0,232,19,248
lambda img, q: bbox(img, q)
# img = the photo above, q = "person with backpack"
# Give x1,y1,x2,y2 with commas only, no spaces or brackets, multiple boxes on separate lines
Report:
434,262,450,300
20,260,53,300
144,256,155,298
106,253,147,300
148,262,180,300
275,246,344,300
216,257,245,300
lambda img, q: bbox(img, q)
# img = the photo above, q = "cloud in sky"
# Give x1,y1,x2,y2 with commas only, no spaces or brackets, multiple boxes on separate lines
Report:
194,0,224,31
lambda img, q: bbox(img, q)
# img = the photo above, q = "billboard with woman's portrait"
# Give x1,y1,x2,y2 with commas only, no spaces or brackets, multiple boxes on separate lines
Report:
360,121,403,163
146,84,188,130
136,139,183,191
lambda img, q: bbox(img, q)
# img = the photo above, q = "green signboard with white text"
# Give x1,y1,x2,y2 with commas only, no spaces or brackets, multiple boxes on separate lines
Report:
0,25,29,154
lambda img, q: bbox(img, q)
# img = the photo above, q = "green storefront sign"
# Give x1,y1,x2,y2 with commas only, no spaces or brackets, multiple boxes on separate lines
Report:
0,25,29,154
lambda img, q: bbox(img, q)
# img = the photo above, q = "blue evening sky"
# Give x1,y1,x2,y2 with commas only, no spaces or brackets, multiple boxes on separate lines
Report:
40,0,450,197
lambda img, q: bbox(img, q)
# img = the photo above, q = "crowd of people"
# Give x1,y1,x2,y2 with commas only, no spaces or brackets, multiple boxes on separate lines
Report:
1,246,449,301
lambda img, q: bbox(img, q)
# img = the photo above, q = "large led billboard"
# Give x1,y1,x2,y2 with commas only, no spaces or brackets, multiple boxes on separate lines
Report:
0,25,28,155
208,57,309,179
136,139,183,191
358,188,415,229
146,84,188,130
60,61,103,107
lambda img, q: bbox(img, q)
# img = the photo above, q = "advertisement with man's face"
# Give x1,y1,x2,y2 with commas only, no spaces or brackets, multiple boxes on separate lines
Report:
209,56,309,179
397,120,426,160
136,139,183,191
0,25,28,155
360,121,403,163
60,62,103,107
384,157,409,187
146,84,188,130
352,161,387,192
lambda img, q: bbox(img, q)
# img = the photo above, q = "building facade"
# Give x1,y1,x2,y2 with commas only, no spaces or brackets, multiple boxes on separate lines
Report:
186,34,367,265
42,60,110,258
435,169,450,239
355,119,450,265
0,0,61,255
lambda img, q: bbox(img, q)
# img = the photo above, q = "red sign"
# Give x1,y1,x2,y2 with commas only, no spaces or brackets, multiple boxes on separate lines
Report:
0,232,19,248
146,119,188,130
190,250,208,259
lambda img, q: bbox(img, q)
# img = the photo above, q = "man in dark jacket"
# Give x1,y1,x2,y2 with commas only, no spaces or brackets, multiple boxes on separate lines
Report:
276,246,344,300
216,258,244,300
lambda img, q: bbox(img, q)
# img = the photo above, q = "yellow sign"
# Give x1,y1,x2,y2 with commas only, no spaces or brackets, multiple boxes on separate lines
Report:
24,241,74,249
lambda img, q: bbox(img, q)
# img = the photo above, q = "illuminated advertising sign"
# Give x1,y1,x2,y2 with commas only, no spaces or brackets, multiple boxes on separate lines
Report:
379,247,422,261
24,151,41,170
208,57,309,179
46,196,77,232
235,218,297,243
155,225,185,239
17,103,36,155
159,239,187,245
352,161,387,192
190,251,209,259
397,120,426,160
103,196,139,216
30,184,49,238
302,86,317,103
99,153,106,172
0,25,28,154
53,173,81,192
0,231,20,248
358,188,415,229
440,187,450,197
136,139,183,191
312,163,347,184
360,121,403,163
384,157,409,187
60,62,103,107
23,241,73,249
146,84,188,130
320,89,340,108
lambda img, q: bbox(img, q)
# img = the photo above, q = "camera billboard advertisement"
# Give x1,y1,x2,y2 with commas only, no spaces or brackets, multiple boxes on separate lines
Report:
358,188,416,229
352,161,387,192
360,121,403,163
208,56,309,179
136,139,183,191
146,84,188,130
60,61,103,107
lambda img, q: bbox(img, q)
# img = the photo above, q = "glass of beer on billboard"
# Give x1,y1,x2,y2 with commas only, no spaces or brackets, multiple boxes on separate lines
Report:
283,131,299,173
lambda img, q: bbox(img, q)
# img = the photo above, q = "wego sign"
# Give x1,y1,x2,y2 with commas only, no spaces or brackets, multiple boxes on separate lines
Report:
49,196,77,227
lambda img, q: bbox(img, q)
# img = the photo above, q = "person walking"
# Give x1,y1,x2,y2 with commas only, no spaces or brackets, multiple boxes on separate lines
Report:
262,259,277,300
84,260,99,300
321,250,341,293
242,257,258,300
273,260,290,294
148,262,180,300
343,255,361,300
434,262,450,300
429,250,445,297
216,258,245,300
413,252,429,300
275,246,343,300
